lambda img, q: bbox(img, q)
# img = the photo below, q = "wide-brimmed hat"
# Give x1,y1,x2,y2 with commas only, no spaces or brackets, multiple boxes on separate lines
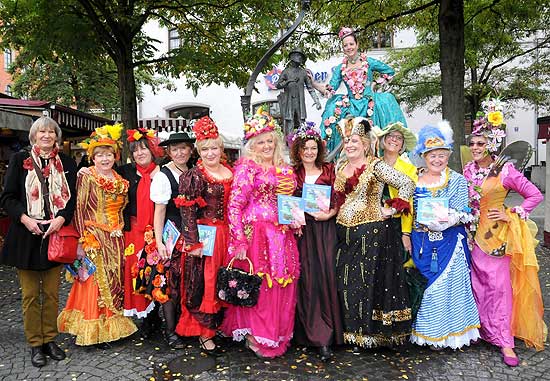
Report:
158,131,196,146
374,122,417,153
79,123,124,156
413,121,454,156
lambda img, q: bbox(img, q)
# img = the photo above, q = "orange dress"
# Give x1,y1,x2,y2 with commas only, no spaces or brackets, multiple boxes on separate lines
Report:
58,168,137,345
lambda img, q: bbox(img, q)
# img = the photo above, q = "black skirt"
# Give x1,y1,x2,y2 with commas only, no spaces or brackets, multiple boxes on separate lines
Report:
336,219,412,347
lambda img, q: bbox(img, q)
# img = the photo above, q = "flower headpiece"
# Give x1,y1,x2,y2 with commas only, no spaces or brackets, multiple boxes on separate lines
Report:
337,116,373,141
471,98,506,153
413,121,454,157
192,116,219,141
243,106,281,143
288,121,321,145
126,127,163,158
80,123,124,156
338,27,354,40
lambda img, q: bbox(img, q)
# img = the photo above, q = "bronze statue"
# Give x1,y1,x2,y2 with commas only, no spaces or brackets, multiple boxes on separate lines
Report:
275,48,321,136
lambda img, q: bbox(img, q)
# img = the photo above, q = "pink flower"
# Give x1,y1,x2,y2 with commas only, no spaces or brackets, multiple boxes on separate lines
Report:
147,251,161,266
138,258,146,268
218,290,226,300
334,107,342,115
237,290,249,299
323,119,331,127
228,280,238,288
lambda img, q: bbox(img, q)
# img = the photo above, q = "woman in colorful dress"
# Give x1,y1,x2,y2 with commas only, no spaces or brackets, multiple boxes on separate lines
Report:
314,27,408,153
174,116,233,356
150,131,195,349
464,99,546,366
374,122,424,318
0,116,77,367
409,122,480,349
333,116,414,350
118,128,162,334
221,108,300,358
289,122,343,361
58,124,137,346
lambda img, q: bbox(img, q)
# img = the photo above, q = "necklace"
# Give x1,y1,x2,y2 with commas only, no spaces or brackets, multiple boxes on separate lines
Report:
173,162,187,173
348,53,359,64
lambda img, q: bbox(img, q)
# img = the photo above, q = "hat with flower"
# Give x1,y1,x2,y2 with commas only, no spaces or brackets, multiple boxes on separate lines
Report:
288,121,321,146
413,121,454,157
192,116,219,141
125,127,163,157
338,27,355,40
243,106,281,143
80,123,124,156
471,98,506,153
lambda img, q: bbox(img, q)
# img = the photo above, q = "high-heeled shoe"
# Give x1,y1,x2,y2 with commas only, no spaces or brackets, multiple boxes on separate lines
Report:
501,348,519,367
244,338,265,359
199,337,223,357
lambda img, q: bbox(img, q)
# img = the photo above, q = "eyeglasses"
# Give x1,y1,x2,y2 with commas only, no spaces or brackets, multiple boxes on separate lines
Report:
386,134,404,141
468,141,486,147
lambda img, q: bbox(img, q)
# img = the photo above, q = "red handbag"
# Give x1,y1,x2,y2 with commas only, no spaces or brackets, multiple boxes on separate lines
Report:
48,224,80,263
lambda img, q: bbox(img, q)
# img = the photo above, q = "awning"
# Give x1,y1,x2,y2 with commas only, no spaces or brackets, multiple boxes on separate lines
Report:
138,118,187,131
0,109,33,131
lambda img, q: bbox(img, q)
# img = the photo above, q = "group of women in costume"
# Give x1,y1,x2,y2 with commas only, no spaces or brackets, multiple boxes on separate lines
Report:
0,26,546,369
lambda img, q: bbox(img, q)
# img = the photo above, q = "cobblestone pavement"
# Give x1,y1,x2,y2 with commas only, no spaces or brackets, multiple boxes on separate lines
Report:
1,193,549,380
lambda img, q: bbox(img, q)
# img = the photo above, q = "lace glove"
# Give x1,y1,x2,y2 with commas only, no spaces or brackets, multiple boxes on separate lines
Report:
424,211,460,232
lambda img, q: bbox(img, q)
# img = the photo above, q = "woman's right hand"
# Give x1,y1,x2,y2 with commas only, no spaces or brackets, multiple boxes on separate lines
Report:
157,240,169,261
20,214,45,236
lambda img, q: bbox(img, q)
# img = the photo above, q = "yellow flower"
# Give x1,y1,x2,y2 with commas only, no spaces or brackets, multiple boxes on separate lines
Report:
133,131,143,141
124,243,135,256
259,118,266,126
95,126,108,138
488,111,503,126
146,129,155,138
106,123,123,140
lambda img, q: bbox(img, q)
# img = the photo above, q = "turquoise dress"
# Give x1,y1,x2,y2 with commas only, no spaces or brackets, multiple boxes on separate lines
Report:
320,54,407,153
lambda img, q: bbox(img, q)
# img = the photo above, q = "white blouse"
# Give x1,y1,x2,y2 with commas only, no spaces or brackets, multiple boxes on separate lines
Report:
150,164,182,204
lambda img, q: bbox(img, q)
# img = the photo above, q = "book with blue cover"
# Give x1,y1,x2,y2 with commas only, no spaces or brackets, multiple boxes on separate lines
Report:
416,197,449,225
198,224,217,257
277,195,306,225
302,184,331,213
162,219,180,257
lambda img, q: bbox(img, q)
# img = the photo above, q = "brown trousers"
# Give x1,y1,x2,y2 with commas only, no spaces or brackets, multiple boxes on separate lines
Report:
17,266,62,347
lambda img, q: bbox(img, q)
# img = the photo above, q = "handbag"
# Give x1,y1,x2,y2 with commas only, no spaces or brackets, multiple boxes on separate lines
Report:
30,156,79,264
216,257,262,307
48,224,80,263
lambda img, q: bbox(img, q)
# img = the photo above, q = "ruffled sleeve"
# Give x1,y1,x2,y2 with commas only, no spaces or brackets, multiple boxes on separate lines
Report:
150,171,172,205
227,158,256,257
178,168,206,249
501,163,543,219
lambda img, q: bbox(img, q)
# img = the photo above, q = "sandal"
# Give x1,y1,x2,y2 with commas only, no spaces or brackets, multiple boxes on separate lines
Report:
244,338,265,359
165,332,185,350
199,337,223,357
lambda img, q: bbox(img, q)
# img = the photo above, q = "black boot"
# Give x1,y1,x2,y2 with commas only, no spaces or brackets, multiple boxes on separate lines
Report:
31,346,47,367
163,300,185,349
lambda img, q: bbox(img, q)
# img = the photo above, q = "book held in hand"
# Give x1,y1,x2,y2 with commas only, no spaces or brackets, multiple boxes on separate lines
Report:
277,195,306,225
416,197,449,225
162,219,181,257
198,225,217,257
302,183,331,213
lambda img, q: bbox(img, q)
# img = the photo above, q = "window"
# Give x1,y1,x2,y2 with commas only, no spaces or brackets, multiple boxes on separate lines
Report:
168,29,181,51
4,49,13,70
370,30,393,49
5,85,11,96
168,105,209,120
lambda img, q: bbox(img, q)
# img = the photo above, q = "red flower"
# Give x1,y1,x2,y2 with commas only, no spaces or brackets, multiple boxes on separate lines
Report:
23,157,33,171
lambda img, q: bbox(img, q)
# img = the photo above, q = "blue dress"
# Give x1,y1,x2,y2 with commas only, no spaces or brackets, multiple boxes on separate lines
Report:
410,169,480,349
320,54,408,153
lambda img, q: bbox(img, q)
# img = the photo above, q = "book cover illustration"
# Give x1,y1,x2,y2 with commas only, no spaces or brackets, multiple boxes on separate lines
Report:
162,219,181,257
302,183,331,213
198,224,217,257
277,195,306,225
417,197,450,225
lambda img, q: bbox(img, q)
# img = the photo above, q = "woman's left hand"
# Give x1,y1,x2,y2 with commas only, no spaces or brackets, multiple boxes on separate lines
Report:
487,208,510,223
187,247,203,258
43,216,65,238
401,234,412,253
380,206,394,219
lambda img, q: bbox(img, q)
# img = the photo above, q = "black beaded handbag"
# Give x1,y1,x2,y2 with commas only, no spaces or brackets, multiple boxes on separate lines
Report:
216,257,262,307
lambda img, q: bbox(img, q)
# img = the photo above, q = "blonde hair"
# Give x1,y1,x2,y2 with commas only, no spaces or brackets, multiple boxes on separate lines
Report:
91,145,116,160
243,131,286,166
29,116,62,146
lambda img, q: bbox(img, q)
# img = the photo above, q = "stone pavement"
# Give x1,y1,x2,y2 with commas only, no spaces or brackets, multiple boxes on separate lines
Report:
0,192,549,381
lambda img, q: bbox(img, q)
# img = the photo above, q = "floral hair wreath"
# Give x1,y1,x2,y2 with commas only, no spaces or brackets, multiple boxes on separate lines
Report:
126,127,163,158
288,121,322,145
471,97,506,153
193,116,219,141
79,123,124,157
338,27,355,40
243,106,281,144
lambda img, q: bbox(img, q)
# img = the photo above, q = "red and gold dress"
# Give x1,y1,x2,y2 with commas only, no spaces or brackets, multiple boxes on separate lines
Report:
58,167,138,345
175,162,233,338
